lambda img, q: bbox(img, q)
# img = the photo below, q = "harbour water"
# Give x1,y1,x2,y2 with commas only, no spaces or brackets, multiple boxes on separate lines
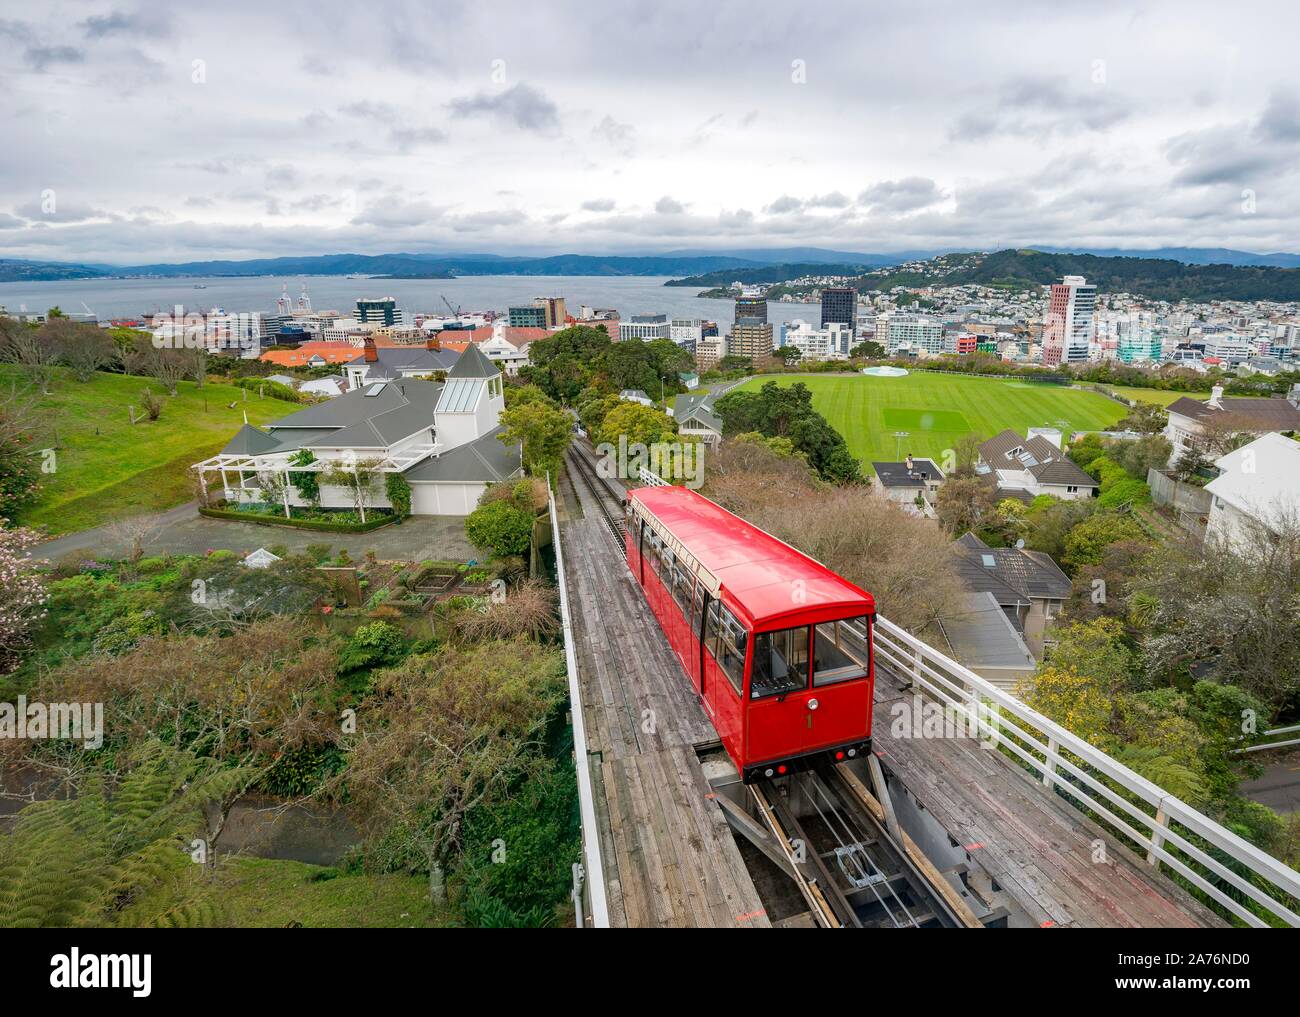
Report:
0,274,820,327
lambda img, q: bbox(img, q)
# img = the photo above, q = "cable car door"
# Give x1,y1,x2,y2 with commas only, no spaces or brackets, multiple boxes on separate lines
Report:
746,626,814,762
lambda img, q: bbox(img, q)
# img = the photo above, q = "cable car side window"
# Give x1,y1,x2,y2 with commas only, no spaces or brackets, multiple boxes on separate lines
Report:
813,617,871,686
750,626,810,698
671,563,692,618
708,602,745,695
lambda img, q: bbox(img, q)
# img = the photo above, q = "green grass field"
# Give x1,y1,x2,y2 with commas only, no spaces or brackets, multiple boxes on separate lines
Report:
3,367,301,535
733,372,1130,471
1098,385,1209,407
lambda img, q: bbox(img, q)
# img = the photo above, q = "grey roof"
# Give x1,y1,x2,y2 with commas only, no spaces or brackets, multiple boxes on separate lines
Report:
979,428,1063,470
403,425,521,483
221,423,284,456
674,391,722,432
940,592,1036,670
872,458,944,488
952,532,1072,603
347,346,461,378
1029,457,1097,488
226,379,443,454
1167,395,1300,430
446,343,500,379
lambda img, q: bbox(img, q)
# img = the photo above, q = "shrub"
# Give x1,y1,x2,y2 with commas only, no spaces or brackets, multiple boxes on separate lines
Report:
385,473,412,519
464,500,534,557
304,543,331,564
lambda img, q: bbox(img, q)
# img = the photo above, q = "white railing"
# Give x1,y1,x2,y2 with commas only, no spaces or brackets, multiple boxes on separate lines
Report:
873,615,1300,928
548,476,610,928
638,466,670,487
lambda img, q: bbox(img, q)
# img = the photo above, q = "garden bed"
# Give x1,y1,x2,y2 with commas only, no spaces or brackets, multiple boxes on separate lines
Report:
199,505,397,533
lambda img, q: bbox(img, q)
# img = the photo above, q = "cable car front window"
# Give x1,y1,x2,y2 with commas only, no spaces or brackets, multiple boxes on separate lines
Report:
750,626,810,699
813,617,871,686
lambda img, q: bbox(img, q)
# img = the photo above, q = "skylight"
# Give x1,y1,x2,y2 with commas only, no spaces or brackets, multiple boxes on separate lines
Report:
981,554,997,568
363,383,387,397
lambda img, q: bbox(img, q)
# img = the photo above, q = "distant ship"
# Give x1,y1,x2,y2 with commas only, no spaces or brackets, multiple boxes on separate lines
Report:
193,284,207,289
345,273,368,279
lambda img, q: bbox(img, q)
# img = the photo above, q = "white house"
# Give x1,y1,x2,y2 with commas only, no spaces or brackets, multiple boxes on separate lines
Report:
977,429,1098,500
620,389,654,407
1203,432,1300,547
477,323,546,376
871,455,945,512
194,345,521,518
1164,384,1300,465
670,391,723,445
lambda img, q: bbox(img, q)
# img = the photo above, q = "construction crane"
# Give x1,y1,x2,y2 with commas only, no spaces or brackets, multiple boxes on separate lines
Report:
440,294,462,320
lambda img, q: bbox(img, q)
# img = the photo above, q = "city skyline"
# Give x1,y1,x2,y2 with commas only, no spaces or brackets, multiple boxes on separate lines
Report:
0,1,1298,264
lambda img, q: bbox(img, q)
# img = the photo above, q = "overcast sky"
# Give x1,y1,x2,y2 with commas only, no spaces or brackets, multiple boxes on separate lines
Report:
2,0,1299,264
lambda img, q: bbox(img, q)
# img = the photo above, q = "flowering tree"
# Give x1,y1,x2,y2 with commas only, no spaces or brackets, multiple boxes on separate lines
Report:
0,522,48,673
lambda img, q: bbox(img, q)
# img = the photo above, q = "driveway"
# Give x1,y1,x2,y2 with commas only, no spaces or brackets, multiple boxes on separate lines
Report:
1240,752,1300,814
33,502,476,563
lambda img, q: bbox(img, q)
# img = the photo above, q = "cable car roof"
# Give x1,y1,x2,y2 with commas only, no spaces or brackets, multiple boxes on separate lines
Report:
629,485,874,627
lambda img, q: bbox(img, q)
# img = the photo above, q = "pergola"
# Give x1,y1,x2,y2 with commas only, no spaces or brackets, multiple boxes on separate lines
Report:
191,444,437,522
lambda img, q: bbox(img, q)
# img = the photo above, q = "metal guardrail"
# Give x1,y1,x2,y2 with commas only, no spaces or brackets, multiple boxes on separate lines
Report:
873,615,1300,928
1231,724,1300,755
548,475,610,928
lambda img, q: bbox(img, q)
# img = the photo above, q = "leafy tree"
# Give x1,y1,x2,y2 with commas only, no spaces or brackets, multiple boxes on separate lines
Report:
0,317,58,395
1021,495,1096,559
1114,433,1172,479
288,449,320,505
935,476,995,535
322,457,383,523
343,639,567,903
778,345,803,366
850,340,886,359
385,472,412,519
713,381,859,482
464,500,534,557
504,383,557,409
1061,513,1146,572
1118,401,1169,435
47,319,118,382
596,400,679,448
520,325,611,403
498,399,572,476
0,387,42,519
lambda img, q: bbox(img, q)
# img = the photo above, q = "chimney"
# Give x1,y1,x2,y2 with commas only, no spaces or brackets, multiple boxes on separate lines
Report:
905,453,914,471
363,338,378,363
426,332,441,351
1209,384,1224,409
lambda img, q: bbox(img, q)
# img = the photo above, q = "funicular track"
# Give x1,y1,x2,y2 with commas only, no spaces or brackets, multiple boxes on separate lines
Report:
565,442,627,548
751,762,969,928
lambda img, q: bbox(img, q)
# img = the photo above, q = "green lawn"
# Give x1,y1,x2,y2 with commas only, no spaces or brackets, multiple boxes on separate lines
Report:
733,372,1129,471
4,367,301,535
219,857,448,927
1099,385,1209,407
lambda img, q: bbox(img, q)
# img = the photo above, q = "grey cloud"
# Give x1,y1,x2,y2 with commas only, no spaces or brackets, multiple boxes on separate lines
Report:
581,198,616,212
655,196,685,214
81,9,173,39
448,83,560,134
339,101,400,124
389,126,448,151
592,115,636,154
24,45,85,70
765,195,803,214
1255,90,1300,144
859,178,945,213
351,199,446,229
950,75,1133,141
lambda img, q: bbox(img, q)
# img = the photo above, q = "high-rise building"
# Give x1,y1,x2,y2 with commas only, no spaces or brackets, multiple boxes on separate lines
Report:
729,318,774,363
533,296,567,328
508,305,547,328
355,297,399,326
619,314,672,341
694,335,727,371
877,314,944,356
1041,276,1096,367
820,286,857,331
735,292,767,324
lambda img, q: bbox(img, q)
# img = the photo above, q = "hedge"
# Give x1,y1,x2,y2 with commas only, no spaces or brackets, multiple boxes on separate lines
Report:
198,506,396,533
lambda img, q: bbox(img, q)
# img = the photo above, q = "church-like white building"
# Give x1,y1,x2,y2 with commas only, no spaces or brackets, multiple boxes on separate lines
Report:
193,345,521,517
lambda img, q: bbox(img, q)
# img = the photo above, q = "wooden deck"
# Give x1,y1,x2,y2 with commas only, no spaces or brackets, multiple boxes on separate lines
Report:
561,506,770,927
872,665,1225,928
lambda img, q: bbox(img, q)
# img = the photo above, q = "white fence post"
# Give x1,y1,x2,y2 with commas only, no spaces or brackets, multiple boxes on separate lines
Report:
1042,736,1058,790
1147,806,1169,867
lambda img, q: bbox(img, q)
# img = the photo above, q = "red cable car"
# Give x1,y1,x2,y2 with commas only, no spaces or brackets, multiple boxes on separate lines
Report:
625,486,875,782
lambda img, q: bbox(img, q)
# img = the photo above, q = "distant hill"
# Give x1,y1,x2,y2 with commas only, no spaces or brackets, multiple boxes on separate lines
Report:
664,261,876,288
1030,246,1300,269
0,258,109,282
672,248,1300,302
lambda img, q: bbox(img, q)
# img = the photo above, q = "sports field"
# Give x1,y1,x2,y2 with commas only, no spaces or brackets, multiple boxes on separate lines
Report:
732,372,1130,471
